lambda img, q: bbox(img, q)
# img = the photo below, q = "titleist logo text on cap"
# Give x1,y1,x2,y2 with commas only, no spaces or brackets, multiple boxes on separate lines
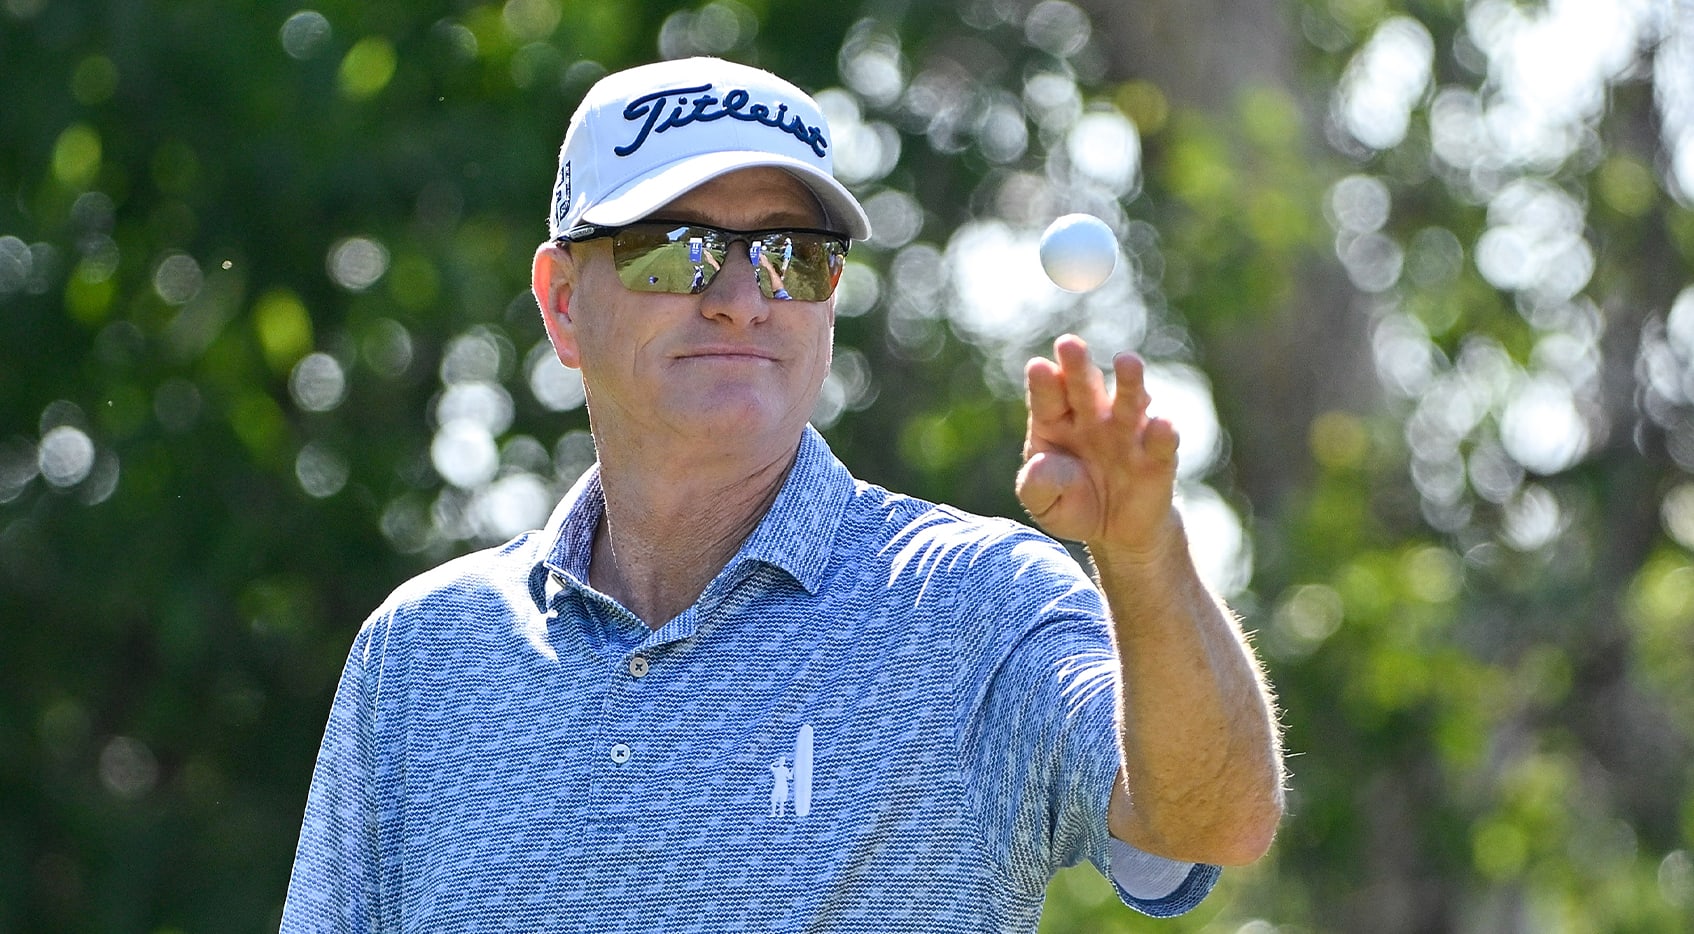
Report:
615,83,830,159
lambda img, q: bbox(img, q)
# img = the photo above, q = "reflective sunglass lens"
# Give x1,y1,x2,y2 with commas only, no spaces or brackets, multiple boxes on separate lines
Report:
607,224,845,301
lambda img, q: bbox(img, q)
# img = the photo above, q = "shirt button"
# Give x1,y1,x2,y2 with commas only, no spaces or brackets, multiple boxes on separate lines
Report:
628,655,650,678
609,743,632,764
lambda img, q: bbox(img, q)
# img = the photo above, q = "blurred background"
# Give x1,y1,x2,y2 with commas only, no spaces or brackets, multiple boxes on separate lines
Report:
4,0,1694,930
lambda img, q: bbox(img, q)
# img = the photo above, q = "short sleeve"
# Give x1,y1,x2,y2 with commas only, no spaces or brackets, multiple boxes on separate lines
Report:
953,531,1220,915
1100,839,1222,917
281,611,403,933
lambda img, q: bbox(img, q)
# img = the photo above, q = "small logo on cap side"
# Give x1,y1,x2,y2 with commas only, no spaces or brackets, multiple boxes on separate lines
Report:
552,161,573,231
614,83,829,160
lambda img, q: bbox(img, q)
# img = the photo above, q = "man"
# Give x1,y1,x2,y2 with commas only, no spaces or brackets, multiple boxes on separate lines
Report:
283,56,1283,931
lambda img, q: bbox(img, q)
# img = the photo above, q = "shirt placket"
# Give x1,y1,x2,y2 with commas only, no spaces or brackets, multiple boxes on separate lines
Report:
580,605,699,858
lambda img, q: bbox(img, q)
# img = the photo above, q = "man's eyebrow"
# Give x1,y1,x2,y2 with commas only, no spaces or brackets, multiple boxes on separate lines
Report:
762,210,824,227
658,209,824,229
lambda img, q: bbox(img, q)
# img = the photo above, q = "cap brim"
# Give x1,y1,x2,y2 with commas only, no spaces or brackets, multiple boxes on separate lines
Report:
578,150,872,241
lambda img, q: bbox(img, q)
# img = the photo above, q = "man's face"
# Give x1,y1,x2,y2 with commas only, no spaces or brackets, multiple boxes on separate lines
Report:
540,167,837,454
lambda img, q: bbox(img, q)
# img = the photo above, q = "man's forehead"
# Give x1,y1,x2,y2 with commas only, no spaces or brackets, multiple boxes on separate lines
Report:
654,167,828,227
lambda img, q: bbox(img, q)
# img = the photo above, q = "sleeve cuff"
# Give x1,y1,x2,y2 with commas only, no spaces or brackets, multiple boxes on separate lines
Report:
1104,837,1222,918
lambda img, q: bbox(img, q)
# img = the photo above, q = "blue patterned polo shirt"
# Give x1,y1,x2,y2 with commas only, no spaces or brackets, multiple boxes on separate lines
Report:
282,426,1219,932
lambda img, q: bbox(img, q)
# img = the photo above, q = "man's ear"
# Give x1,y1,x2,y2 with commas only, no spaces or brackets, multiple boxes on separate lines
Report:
532,242,582,369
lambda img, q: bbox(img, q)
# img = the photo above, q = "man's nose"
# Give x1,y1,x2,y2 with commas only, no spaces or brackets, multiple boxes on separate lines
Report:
698,241,770,324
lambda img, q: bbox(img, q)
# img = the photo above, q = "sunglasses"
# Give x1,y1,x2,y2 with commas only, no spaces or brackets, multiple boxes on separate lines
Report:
558,221,850,302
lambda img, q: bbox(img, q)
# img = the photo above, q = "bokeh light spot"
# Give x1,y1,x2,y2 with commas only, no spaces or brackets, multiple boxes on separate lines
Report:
1500,376,1588,474
52,124,101,188
526,342,585,411
1066,111,1141,195
1473,818,1528,880
1502,484,1565,552
864,190,923,250
834,263,880,319
152,253,203,306
280,10,332,59
295,441,350,498
435,382,514,436
326,237,390,292
1337,16,1433,150
1310,411,1369,470
472,473,552,540
553,429,597,485
657,1,756,57
502,0,561,42
98,736,159,800
432,420,500,489
1175,484,1252,597
289,353,348,413
338,36,397,99
0,236,32,296
1340,231,1404,292
1145,363,1222,481
1662,483,1694,551
1114,80,1168,135
0,437,40,502
71,56,118,106
254,290,315,374
38,426,95,488
1662,850,1694,908
1597,156,1656,217
838,25,906,108
1328,174,1391,234
1273,583,1345,655
380,494,435,554
440,329,509,384
1405,227,1465,289
1024,1,1090,58
362,318,414,378
1403,545,1463,603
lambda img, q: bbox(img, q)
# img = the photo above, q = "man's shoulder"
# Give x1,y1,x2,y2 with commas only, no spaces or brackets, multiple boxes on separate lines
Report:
362,530,547,630
841,480,1082,579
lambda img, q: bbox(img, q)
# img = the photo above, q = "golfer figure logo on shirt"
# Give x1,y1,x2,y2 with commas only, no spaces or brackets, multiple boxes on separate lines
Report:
768,760,794,816
769,724,814,818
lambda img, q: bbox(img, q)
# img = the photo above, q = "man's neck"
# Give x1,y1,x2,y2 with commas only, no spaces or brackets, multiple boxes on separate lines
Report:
588,431,800,629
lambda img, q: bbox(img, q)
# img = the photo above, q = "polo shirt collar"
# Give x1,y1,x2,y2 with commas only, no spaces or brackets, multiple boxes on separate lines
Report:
538,465,605,589
730,425,853,595
538,425,853,597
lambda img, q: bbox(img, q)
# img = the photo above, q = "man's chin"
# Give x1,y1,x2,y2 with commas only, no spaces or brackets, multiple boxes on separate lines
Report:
663,396,809,446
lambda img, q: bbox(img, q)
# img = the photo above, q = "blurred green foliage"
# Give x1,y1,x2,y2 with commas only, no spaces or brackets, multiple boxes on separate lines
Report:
4,0,1694,931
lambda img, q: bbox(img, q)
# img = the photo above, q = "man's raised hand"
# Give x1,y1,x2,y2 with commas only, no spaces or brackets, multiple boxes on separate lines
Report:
1015,334,1182,558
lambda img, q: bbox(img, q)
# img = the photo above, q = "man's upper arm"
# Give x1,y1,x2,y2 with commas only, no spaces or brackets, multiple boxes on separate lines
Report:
951,530,1220,914
280,611,396,933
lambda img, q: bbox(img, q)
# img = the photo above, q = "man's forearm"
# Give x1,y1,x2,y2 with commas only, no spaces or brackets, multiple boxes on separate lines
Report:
1092,514,1284,866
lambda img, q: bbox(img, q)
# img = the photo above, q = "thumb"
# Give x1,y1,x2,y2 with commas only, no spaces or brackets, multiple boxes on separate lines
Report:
1016,451,1084,521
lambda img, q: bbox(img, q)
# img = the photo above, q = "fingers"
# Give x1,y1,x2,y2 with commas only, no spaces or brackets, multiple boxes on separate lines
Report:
1111,351,1152,422
1019,339,1184,545
1056,336,1107,420
1024,356,1069,426
1143,415,1180,465
1113,351,1179,467
1026,335,1178,466
1025,335,1106,424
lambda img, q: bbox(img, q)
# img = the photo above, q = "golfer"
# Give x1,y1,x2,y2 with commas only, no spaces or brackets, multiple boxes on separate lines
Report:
282,56,1283,932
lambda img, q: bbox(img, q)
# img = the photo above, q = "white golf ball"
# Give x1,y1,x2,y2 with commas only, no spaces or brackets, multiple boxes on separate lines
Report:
1039,213,1119,292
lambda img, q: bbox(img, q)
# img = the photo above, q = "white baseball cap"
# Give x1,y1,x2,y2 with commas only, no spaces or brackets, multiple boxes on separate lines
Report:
549,57,872,241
